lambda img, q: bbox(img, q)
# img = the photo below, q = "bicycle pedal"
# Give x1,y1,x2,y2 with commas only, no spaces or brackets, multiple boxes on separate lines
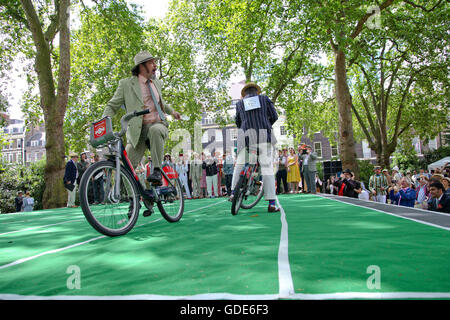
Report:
143,209,154,217
151,180,162,186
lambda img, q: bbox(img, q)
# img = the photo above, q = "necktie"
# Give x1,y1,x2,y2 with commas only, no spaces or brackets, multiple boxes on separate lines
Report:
146,79,166,122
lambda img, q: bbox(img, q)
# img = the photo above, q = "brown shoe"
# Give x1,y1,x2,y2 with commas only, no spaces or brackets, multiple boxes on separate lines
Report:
268,205,280,212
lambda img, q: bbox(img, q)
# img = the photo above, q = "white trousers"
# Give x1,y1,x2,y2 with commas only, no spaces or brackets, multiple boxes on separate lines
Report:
67,183,77,207
231,144,276,201
374,195,386,203
206,174,218,197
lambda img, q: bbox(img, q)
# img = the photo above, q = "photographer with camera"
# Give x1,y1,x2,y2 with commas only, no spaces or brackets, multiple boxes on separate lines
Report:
390,177,417,208
299,145,318,194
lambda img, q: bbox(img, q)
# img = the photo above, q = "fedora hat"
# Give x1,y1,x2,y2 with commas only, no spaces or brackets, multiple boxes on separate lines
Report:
241,82,261,97
392,166,399,172
132,51,158,73
343,168,353,176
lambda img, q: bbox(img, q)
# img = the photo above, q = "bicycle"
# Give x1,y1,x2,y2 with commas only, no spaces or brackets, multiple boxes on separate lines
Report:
231,151,264,215
79,110,184,237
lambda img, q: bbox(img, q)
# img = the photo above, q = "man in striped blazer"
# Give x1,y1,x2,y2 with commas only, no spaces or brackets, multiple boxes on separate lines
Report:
369,166,389,203
231,82,279,212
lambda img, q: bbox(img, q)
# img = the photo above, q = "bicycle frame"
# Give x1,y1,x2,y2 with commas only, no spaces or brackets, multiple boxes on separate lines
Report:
105,136,178,205
240,161,260,189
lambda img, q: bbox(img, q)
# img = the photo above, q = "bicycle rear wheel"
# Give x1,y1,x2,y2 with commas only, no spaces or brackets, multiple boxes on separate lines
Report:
240,170,264,209
79,160,140,236
157,177,184,222
231,175,246,215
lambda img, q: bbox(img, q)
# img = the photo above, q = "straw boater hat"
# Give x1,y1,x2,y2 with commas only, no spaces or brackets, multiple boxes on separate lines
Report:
241,82,261,97
131,51,158,74
69,152,78,158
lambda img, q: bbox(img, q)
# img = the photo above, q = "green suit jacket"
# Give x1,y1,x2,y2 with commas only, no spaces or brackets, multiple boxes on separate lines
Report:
102,76,174,148
300,152,318,172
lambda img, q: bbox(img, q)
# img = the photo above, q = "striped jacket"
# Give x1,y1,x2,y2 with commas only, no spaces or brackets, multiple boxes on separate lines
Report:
235,94,278,150
368,174,389,196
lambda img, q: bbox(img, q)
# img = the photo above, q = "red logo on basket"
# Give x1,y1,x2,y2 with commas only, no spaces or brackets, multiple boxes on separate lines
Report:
94,120,106,138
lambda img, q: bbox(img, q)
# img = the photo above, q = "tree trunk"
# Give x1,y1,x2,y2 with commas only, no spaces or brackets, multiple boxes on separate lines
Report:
42,0,71,209
334,49,359,178
21,0,71,208
42,107,67,208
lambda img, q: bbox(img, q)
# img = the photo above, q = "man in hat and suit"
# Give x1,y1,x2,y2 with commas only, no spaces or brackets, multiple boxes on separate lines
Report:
64,152,79,208
102,51,182,185
300,145,318,194
428,181,450,213
333,168,358,198
231,82,279,212
369,166,389,203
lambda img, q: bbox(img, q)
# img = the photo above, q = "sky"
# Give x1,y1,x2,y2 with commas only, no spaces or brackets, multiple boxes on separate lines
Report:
7,0,171,120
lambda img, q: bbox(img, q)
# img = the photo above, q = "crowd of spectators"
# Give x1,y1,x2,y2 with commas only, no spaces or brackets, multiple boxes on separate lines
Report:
323,163,450,213
18,148,448,214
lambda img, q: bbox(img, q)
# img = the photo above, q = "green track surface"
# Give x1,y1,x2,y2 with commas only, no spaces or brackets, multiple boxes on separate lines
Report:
283,196,450,295
0,194,449,299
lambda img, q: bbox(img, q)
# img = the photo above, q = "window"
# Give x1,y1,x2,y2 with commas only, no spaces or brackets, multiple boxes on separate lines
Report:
35,153,39,162
280,126,286,136
201,131,209,144
362,140,372,159
314,142,322,158
202,117,214,125
215,130,223,142
27,153,32,162
428,137,437,150
31,140,39,147
331,144,338,157
413,137,421,154
230,128,238,141
9,154,13,162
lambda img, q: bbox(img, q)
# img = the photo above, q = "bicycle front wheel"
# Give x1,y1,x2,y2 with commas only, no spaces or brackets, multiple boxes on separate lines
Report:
79,160,140,237
157,177,184,222
231,175,246,215
240,172,264,209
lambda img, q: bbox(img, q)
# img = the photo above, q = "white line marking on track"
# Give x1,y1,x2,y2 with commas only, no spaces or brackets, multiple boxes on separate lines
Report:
0,235,107,270
3,291,450,300
0,200,226,270
276,197,295,298
0,219,85,236
316,194,450,231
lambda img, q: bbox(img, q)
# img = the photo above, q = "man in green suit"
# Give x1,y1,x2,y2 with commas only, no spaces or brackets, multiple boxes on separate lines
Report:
103,51,181,184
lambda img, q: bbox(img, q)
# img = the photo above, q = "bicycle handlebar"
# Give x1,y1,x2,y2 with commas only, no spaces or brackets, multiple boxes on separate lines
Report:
117,109,150,138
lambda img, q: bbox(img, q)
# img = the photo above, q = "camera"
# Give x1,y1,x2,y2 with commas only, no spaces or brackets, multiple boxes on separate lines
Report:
301,149,307,155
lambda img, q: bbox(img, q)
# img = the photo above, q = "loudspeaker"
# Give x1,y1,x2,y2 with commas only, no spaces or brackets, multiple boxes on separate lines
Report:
322,160,342,180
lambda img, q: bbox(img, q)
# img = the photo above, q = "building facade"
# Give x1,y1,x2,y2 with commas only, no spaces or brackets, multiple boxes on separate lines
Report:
1,115,46,165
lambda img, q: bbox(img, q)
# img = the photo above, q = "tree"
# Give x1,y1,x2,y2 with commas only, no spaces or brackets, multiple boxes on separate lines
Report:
286,0,448,175
0,0,71,208
351,8,449,168
66,0,148,152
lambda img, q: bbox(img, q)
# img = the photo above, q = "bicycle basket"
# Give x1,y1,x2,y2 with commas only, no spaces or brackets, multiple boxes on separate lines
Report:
90,116,115,148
